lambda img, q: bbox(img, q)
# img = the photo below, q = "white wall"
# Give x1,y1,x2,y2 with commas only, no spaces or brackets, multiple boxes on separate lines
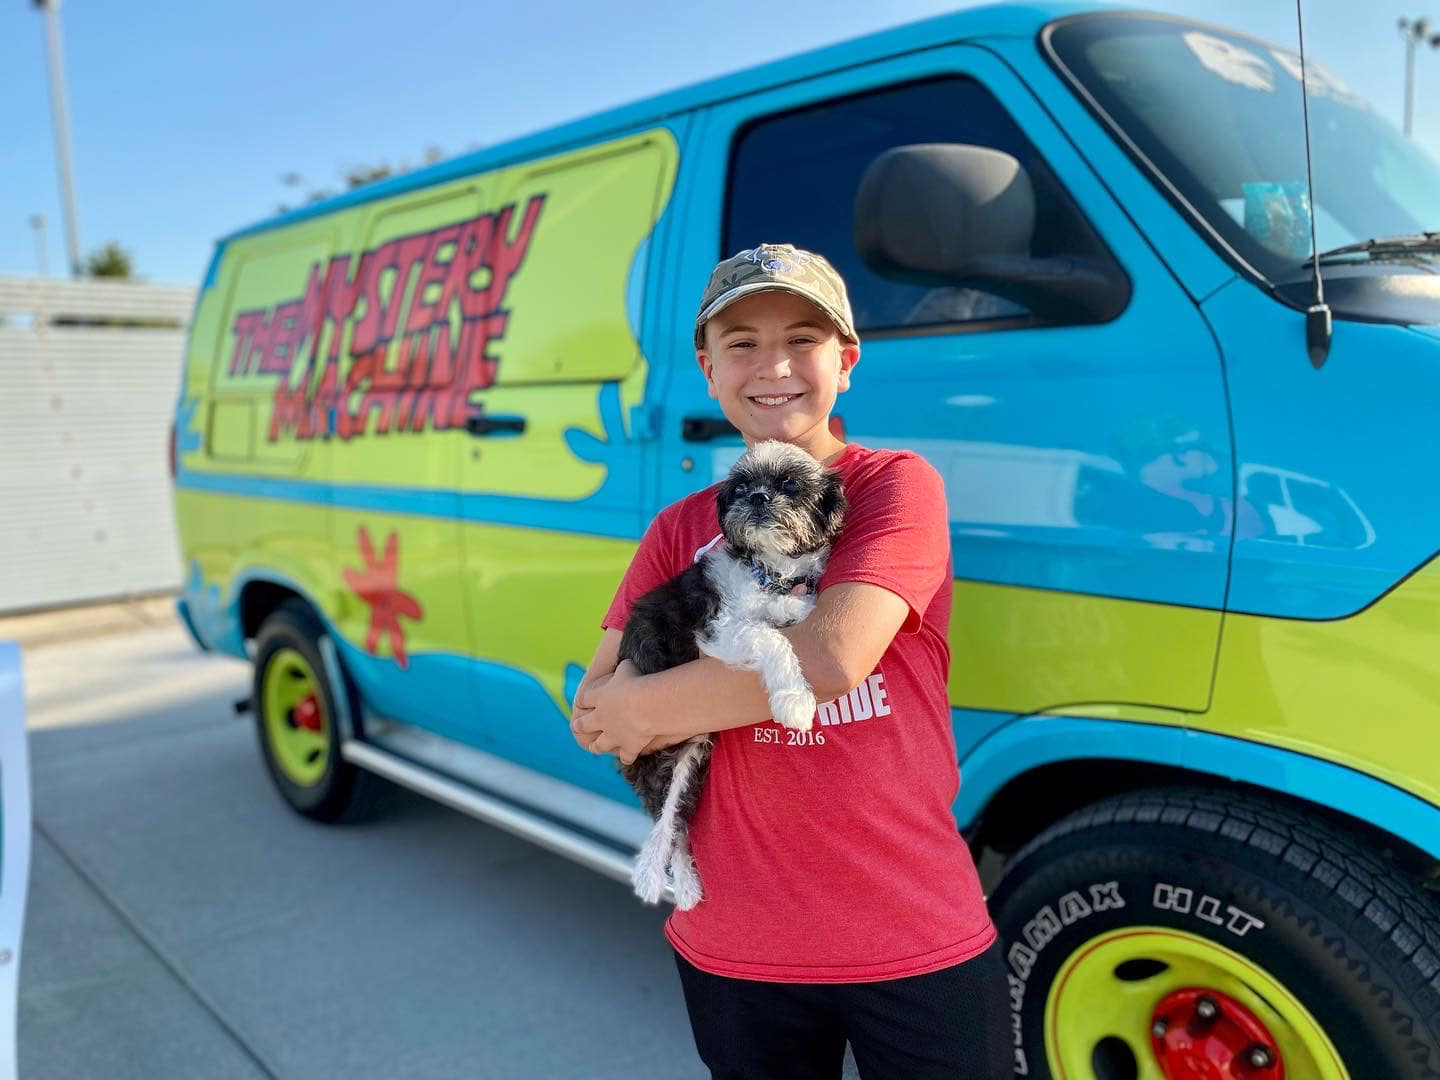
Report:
0,276,196,614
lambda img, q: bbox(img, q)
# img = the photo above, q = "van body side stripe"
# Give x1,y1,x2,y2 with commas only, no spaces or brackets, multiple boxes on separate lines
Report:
174,469,641,539
954,716,1440,863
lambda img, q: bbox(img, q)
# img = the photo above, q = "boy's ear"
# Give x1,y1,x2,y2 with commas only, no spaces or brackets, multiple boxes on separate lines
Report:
836,341,860,394
696,351,718,400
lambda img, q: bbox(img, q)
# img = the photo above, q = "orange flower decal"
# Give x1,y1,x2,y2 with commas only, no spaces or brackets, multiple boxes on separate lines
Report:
341,526,423,668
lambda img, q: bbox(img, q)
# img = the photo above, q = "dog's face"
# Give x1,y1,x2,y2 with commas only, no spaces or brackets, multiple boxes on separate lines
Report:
716,440,846,562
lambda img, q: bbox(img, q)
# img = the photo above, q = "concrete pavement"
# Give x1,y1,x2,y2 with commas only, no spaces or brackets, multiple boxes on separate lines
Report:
13,608,710,1079
0,594,178,651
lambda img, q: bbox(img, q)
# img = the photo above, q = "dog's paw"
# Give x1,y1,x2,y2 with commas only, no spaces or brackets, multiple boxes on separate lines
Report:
771,687,815,731
631,861,666,906
632,823,672,906
772,595,815,622
670,850,705,911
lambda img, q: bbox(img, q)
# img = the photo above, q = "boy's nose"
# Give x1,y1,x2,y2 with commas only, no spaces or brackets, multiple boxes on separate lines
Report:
756,348,792,375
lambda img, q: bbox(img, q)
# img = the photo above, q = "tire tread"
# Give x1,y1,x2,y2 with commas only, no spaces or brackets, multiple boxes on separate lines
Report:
1009,785,1440,977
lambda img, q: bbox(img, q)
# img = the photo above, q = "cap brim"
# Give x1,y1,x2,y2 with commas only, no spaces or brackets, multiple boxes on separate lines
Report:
695,282,856,344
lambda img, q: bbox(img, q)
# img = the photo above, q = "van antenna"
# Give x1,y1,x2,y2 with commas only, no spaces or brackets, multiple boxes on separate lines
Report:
1296,0,1332,368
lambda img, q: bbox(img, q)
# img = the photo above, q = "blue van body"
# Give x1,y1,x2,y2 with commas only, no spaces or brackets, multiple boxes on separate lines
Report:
174,0,1440,867
174,4,1440,1072
175,0,1440,883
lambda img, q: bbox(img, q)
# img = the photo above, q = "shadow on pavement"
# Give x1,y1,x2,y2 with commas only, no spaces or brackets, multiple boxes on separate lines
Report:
23,693,704,1079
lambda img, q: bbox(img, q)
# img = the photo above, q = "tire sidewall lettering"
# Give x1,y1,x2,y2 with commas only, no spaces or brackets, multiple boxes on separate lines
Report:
1005,879,1131,1076
992,817,1440,1080
1151,881,1265,938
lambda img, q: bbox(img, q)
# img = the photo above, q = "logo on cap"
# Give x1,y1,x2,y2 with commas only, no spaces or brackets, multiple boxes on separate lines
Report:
740,245,815,275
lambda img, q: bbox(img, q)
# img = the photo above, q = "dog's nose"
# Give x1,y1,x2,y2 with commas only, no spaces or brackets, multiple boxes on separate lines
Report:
748,490,770,509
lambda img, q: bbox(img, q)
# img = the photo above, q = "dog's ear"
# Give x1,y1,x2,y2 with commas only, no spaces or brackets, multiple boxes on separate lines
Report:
716,472,744,523
817,471,847,538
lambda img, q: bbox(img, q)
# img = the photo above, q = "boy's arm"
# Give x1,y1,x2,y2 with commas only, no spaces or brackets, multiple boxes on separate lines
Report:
570,502,682,751
574,580,911,762
570,628,623,752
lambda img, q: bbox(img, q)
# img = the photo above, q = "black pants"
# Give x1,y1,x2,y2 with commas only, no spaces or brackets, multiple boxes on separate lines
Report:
674,939,1012,1080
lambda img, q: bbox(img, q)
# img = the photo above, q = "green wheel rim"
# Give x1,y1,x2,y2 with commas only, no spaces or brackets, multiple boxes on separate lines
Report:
1044,925,1349,1080
261,647,330,786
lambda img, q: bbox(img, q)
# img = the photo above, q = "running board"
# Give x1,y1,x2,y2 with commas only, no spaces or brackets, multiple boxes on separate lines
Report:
342,739,665,898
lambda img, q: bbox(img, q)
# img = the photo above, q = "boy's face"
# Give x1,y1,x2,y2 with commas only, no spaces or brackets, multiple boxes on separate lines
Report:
696,290,860,459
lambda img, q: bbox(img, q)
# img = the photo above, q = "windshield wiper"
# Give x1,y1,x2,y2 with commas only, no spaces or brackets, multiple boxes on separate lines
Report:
1316,232,1440,262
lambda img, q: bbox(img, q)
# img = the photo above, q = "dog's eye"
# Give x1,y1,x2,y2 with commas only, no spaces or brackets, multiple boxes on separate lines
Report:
780,479,799,497
734,482,749,496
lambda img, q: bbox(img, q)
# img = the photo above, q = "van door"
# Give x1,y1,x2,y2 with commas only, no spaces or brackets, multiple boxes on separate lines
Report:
326,182,487,743
200,220,338,653
665,46,1231,718
458,130,679,793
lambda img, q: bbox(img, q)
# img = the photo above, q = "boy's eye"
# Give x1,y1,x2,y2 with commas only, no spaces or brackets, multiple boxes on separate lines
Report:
780,479,799,496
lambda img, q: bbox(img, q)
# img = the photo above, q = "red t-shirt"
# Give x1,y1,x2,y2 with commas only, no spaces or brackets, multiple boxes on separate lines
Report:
602,443,995,983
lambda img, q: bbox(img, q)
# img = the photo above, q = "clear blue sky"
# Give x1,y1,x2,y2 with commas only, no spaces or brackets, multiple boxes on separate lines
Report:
4,0,1437,285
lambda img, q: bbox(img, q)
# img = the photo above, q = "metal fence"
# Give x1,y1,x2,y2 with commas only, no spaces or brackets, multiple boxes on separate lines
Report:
0,276,196,615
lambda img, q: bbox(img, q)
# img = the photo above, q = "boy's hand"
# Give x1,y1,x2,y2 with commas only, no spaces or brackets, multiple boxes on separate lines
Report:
637,732,694,755
573,671,611,713
569,672,610,752
571,660,654,764
570,705,602,753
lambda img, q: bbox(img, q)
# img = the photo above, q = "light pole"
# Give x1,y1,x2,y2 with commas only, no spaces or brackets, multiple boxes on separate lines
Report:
29,214,49,277
1399,16,1440,138
33,0,82,278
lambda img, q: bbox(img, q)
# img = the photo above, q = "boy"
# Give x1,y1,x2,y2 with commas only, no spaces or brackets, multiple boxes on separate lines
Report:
571,244,1010,1079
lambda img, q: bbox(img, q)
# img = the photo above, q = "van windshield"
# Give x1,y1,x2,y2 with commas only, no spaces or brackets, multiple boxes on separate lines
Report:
1045,13,1440,284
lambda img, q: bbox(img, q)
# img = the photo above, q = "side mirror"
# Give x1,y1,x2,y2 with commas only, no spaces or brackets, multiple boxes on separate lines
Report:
854,144,1129,323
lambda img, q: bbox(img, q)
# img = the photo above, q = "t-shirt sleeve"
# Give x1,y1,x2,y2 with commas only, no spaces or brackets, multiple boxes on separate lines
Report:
819,453,949,634
601,507,680,631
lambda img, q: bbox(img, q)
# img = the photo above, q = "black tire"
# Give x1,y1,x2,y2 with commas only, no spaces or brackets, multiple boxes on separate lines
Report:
252,599,395,824
989,786,1440,1079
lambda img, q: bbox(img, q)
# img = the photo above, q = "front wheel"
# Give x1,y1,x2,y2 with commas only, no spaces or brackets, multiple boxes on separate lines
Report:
252,600,393,824
988,787,1440,1079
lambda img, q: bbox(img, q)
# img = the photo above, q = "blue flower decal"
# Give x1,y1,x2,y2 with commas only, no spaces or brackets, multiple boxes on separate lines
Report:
175,397,203,456
563,662,586,708
563,381,647,498
183,560,243,654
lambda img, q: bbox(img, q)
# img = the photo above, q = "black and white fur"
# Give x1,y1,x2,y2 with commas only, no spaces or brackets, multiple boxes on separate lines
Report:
619,440,847,908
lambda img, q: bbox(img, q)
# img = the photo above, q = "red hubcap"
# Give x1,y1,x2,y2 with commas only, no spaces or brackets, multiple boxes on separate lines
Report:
291,694,323,732
1150,988,1284,1079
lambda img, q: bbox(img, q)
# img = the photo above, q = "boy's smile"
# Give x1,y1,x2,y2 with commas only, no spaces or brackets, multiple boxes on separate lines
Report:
697,290,860,464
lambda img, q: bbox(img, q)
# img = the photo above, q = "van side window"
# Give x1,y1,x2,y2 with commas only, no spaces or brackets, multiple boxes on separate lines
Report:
724,76,1110,334
208,231,335,465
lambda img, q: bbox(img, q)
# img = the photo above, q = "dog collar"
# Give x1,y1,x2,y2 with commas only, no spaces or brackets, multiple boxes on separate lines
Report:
746,558,822,596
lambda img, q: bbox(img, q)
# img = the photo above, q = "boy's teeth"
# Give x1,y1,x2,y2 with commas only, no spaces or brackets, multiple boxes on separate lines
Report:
754,395,794,405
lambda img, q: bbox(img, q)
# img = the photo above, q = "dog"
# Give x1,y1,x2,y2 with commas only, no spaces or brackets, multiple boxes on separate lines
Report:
619,439,847,908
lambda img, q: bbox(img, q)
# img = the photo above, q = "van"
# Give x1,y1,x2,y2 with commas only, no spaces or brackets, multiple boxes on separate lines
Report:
171,4,1440,1075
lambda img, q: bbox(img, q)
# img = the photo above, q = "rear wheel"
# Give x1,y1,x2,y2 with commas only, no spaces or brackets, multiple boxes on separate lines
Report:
988,787,1440,1079
252,600,393,823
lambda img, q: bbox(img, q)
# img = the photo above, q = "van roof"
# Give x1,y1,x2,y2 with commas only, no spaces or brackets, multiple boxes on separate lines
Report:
220,1,1098,247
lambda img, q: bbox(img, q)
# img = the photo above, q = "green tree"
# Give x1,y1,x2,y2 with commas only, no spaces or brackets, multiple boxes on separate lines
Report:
276,145,452,215
54,242,176,326
85,241,134,279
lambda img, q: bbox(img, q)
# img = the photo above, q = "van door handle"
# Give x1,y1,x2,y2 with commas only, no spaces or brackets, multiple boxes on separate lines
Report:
466,412,527,437
682,416,740,442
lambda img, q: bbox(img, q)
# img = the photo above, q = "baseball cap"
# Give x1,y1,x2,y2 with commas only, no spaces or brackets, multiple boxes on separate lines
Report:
694,243,858,349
